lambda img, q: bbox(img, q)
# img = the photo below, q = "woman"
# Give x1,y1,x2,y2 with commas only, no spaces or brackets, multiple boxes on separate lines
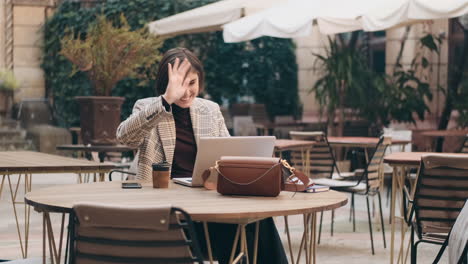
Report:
117,48,287,264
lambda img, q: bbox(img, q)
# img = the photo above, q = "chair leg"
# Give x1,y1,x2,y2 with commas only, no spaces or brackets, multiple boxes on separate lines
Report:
331,210,334,237
378,192,386,248
366,195,375,255
349,193,354,222
411,225,416,264
433,235,449,264
352,194,356,232
386,183,391,207
318,211,323,244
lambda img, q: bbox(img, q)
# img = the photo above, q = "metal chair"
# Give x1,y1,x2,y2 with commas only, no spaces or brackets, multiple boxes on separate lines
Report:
404,155,468,264
289,131,341,179
289,131,343,242
314,136,391,254
67,203,204,264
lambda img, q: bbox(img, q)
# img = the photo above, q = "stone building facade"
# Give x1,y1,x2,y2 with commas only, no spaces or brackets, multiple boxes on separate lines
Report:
0,0,56,102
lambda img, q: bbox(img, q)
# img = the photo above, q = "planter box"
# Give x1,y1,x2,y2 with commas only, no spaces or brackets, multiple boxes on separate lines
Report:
0,90,13,117
75,96,124,145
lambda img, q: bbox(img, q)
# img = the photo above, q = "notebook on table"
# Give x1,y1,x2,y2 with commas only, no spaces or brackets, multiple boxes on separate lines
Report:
172,136,276,187
305,185,330,193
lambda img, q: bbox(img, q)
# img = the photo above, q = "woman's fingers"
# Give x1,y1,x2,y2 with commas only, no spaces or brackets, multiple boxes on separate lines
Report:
167,62,173,79
176,58,190,75
173,57,180,71
169,58,191,85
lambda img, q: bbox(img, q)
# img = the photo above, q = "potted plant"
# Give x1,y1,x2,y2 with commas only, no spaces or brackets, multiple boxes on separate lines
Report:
60,14,162,145
0,70,20,117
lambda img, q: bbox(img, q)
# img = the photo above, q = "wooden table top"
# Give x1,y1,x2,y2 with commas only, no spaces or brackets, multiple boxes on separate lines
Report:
420,130,468,137
328,136,410,147
57,144,136,152
25,181,347,223
0,151,115,173
384,152,468,166
274,139,316,151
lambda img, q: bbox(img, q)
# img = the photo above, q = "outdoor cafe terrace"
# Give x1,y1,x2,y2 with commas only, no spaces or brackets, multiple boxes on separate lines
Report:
0,0,468,263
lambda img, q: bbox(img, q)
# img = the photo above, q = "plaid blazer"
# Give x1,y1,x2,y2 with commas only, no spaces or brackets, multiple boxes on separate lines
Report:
116,96,230,181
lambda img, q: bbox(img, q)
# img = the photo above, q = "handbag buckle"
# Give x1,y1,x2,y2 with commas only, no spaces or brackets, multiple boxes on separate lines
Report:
281,159,296,179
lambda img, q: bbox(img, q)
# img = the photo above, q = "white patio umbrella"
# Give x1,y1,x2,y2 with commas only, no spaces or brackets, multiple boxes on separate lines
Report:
223,0,468,42
147,0,287,37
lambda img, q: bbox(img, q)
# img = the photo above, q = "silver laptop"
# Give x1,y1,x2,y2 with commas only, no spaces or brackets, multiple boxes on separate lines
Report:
172,136,276,187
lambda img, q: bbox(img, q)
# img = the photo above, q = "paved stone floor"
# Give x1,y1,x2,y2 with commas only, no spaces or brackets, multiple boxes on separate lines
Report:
0,173,448,263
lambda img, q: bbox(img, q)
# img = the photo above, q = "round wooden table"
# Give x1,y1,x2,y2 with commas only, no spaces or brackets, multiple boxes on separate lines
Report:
25,181,347,264
25,181,346,222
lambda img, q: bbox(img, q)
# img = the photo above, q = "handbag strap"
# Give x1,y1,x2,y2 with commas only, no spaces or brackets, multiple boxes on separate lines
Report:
214,161,282,186
281,160,314,192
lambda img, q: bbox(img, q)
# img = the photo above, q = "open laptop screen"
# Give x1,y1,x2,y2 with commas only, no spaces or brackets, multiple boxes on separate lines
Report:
175,136,276,187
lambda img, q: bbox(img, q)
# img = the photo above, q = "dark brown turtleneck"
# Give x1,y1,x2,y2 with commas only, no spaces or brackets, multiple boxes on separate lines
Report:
162,97,197,178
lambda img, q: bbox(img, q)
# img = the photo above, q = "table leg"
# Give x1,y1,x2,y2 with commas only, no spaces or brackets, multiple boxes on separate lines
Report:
242,227,250,264
229,226,241,263
390,167,398,264
24,173,32,258
310,213,317,264
226,223,260,264
399,168,406,264
42,212,67,264
202,222,214,264
253,221,259,264
284,216,296,264
0,175,5,201
232,224,247,264
296,214,311,264
7,174,25,258
304,214,309,264
42,213,46,264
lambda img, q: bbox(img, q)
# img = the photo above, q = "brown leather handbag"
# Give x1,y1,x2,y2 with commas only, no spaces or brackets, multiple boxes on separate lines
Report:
216,156,312,197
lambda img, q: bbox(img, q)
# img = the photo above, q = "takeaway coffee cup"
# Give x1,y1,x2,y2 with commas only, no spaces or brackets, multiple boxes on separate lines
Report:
152,162,171,188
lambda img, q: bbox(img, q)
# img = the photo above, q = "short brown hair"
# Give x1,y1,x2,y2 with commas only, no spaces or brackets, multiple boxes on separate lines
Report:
155,48,205,96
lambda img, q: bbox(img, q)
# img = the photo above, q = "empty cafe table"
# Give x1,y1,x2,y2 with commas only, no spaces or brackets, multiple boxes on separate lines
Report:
0,151,115,258
420,129,468,152
328,136,411,161
328,136,410,148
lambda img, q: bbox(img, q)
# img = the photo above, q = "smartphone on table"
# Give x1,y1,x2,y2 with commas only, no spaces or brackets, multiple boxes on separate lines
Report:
121,182,142,189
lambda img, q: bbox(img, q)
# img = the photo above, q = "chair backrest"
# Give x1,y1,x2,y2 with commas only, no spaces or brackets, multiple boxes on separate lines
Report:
362,136,391,193
69,203,203,264
289,131,337,179
460,134,468,154
249,104,270,124
413,155,468,239
448,200,468,264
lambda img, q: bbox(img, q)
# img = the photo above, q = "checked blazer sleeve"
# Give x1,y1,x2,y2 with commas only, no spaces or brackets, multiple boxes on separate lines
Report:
116,97,171,148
